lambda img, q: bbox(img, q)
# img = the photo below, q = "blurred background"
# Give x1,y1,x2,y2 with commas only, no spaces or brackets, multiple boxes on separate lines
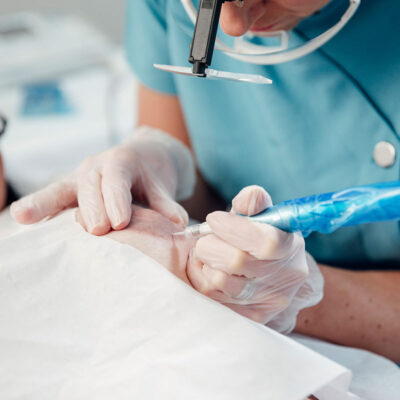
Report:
0,0,125,42
0,0,137,201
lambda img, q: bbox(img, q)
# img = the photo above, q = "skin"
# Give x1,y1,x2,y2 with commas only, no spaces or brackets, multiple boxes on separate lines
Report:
77,205,195,285
296,266,400,362
220,0,331,36
0,153,7,211
139,84,400,362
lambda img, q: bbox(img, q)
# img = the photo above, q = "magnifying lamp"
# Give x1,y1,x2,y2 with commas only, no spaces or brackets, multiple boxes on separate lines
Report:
154,0,360,84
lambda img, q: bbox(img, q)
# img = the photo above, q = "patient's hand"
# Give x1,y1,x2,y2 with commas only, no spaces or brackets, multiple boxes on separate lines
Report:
78,205,195,284
0,154,6,211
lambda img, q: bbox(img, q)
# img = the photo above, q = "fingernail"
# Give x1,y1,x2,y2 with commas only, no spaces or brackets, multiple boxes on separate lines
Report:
106,205,123,229
111,218,127,230
172,213,188,229
86,218,97,233
206,211,225,223
206,211,232,231
88,224,109,236
10,205,34,223
86,214,106,235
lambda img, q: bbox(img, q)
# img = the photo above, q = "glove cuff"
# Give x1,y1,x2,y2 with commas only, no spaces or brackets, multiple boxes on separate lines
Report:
127,126,196,201
266,252,324,334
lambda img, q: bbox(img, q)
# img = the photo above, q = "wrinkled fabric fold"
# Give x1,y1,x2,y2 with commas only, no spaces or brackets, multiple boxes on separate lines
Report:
0,210,354,400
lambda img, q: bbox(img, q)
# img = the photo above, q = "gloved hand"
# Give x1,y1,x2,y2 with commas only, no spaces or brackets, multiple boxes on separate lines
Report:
187,185,323,334
11,127,195,235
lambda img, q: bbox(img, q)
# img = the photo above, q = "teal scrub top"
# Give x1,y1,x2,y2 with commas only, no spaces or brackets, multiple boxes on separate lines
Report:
126,0,400,270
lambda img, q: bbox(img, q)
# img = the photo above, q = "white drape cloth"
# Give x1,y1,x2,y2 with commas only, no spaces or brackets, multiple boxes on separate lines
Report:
0,210,398,399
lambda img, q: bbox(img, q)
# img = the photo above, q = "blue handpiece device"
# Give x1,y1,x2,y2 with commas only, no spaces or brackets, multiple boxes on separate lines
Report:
175,181,400,238
250,181,400,237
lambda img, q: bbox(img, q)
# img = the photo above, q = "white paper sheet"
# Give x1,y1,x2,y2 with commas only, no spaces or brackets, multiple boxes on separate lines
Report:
292,335,400,400
0,211,351,400
0,211,394,400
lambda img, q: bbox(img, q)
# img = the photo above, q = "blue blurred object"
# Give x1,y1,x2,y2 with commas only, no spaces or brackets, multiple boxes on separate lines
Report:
20,82,74,117
251,181,400,237
177,181,400,240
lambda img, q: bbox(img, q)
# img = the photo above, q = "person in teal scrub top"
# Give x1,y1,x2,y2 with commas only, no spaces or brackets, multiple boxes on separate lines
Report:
11,0,400,361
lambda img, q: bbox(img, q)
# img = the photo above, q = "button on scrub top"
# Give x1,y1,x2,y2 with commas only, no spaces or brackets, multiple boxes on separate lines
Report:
126,0,400,270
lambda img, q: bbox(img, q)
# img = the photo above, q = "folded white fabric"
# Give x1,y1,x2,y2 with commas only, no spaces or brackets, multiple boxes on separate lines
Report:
0,207,24,239
292,335,400,400
0,211,396,400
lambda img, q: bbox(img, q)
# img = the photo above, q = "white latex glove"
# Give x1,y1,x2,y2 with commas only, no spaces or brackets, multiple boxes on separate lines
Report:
11,127,195,235
187,186,324,334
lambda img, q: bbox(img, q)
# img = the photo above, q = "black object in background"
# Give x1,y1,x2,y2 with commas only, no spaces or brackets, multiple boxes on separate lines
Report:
0,114,7,137
6,183,19,205
0,113,19,205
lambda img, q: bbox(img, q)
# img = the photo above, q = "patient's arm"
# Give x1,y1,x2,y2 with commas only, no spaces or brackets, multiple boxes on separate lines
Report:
100,205,194,284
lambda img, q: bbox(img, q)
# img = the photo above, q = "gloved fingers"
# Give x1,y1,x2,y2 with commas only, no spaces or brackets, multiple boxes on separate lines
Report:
225,301,288,325
101,166,133,230
187,255,221,299
225,303,268,324
195,233,266,278
286,253,324,310
10,178,77,224
75,208,86,230
145,179,189,228
231,185,272,216
206,211,298,260
201,264,256,301
77,169,111,236
188,254,297,323
188,255,265,304
221,266,302,307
